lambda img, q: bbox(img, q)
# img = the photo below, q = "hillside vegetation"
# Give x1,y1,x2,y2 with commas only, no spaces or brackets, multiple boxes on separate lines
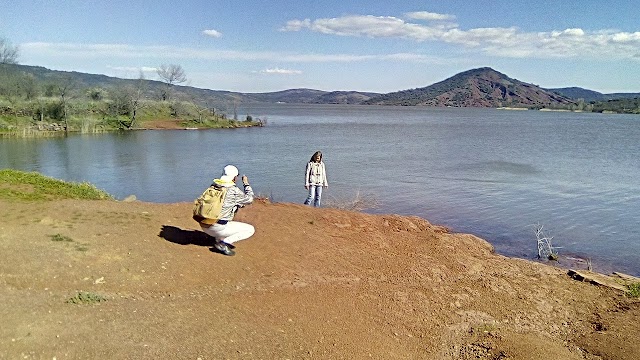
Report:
0,64,264,136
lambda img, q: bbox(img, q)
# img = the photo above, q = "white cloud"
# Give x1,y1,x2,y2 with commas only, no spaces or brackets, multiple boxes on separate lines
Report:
280,19,311,32
20,42,442,63
281,13,640,60
259,67,302,75
405,11,455,21
297,15,443,41
103,65,158,79
556,28,585,37
23,43,138,58
107,65,157,72
202,29,222,38
611,31,640,43
21,16,640,69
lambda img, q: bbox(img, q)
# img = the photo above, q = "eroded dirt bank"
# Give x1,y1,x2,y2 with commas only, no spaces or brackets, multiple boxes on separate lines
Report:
1,198,638,359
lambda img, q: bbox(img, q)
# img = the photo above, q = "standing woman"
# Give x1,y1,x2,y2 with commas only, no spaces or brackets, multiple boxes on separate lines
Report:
304,151,328,207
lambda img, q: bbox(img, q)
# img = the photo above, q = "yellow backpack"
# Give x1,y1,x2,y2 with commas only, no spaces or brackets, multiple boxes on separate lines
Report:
192,185,227,224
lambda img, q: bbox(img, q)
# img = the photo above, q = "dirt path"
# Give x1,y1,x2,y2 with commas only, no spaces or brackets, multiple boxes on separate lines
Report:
1,198,638,359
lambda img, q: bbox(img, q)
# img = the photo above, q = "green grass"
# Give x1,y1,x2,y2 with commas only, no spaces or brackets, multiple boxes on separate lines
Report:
0,169,113,201
50,233,73,242
74,244,89,252
0,97,263,136
66,291,107,304
50,233,89,251
627,283,640,298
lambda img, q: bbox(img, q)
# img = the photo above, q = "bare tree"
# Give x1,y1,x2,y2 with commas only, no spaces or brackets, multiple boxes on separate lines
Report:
111,71,147,129
193,102,210,123
232,99,239,120
0,37,19,64
21,73,38,100
55,76,76,135
6,88,20,128
127,71,147,128
156,64,186,100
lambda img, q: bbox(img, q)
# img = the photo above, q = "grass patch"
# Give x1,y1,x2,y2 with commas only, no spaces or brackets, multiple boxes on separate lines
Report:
66,291,107,304
0,169,113,201
50,233,73,242
50,233,89,251
627,283,640,298
74,244,89,252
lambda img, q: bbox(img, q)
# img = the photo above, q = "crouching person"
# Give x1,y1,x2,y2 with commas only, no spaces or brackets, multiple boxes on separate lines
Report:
194,164,255,256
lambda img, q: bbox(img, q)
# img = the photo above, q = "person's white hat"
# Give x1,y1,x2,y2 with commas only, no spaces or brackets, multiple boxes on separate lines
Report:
220,165,239,182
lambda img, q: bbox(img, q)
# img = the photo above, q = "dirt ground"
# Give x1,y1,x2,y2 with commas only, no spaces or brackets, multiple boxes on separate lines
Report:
1,196,639,359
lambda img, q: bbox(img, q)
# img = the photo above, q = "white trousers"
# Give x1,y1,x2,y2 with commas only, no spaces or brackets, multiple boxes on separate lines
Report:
200,221,255,244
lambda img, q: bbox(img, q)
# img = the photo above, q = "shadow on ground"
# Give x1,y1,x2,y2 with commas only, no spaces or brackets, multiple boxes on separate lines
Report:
158,225,215,247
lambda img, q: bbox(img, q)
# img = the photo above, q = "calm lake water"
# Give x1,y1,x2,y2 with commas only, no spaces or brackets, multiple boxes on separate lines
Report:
2,104,639,276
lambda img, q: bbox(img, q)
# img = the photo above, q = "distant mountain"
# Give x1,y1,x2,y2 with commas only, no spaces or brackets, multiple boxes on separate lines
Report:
0,63,377,107
546,87,607,102
363,67,576,108
3,63,639,109
233,88,378,104
312,91,379,104
548,87,640,102
241,88,328,103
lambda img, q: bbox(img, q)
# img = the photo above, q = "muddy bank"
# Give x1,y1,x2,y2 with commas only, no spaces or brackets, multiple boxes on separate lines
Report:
0,198,638,359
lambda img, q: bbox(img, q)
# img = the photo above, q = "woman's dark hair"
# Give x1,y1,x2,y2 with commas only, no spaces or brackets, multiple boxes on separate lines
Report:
310,151,322,162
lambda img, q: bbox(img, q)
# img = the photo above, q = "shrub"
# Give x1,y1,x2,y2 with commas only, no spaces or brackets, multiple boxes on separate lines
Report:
86,88,106,101
50,234,73,242
66,291,107,304
46,101,65,121
627,283,640,298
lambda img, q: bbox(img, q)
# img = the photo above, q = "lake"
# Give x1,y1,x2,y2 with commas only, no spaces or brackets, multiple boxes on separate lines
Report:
1,104,639,276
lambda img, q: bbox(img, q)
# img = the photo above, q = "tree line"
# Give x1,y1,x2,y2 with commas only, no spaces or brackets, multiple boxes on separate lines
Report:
0,37,262,135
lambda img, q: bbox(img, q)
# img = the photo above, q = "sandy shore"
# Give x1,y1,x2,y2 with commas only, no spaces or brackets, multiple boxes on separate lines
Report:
1,197,638,359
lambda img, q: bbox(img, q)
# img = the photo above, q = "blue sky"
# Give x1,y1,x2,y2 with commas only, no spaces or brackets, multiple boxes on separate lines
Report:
2,0,639,93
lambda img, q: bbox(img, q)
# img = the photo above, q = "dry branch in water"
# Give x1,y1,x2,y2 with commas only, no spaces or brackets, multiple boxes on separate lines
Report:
534,223,559,260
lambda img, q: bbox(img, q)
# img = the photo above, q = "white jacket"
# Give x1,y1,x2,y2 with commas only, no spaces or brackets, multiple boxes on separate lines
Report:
305,161,328,187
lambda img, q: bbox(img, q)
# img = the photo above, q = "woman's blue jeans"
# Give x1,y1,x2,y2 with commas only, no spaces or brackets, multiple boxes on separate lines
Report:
304,185,323,207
